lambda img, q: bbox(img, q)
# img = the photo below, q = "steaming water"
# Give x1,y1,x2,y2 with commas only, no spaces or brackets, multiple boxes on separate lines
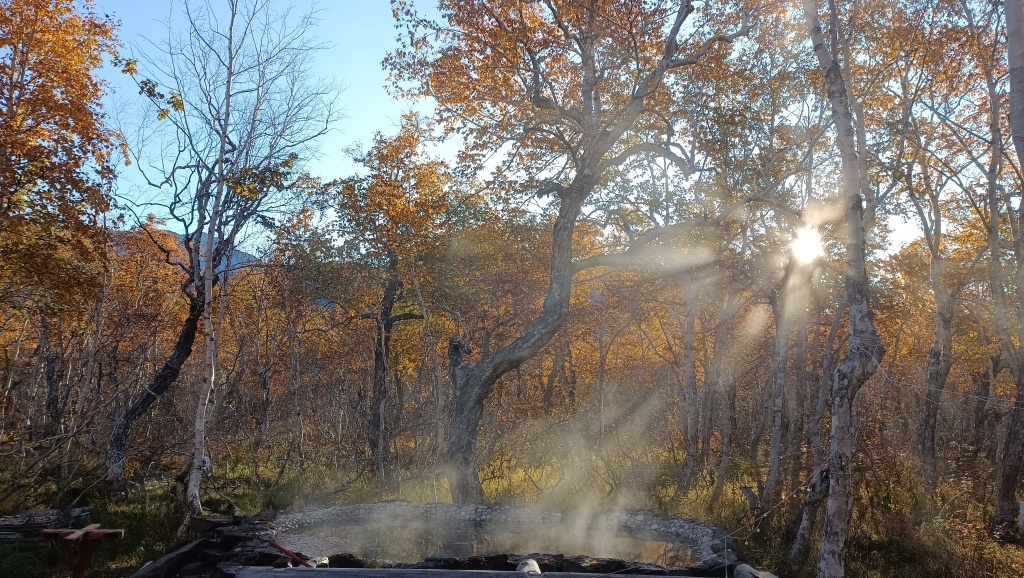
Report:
288,521,693,568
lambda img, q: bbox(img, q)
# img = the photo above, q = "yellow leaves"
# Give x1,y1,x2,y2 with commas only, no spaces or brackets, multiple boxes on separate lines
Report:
332,115,460,268
119,58,138,76
168,92,184,112
0,0,120,305
225,153,300,201
144,84,183,121
138,78,163,100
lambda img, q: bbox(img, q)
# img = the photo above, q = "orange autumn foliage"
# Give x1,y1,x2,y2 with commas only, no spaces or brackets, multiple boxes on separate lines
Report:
0,0,120,305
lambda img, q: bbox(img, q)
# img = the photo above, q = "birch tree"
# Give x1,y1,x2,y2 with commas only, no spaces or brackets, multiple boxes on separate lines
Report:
107,0,335,513
330,118,461,494
800,0,888,575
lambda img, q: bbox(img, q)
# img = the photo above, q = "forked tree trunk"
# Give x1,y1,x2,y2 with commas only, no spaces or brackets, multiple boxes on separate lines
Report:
978,39,1024,534
707,382,737,512
445,189,587,503
782,301,845,578
705,229,748,511
917,257,953,496
186,76,233,521
438,1,746,503
761,308,789,516
991,0,1024,537
903,143,955,498
184,0,245,516
369,275,416,494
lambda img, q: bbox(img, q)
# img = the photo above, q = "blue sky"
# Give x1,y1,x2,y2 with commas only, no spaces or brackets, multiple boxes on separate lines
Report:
94,0,423,186
91,0,919,248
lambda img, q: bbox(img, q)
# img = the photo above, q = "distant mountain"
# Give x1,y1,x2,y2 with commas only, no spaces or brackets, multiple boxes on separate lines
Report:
170,231,260,274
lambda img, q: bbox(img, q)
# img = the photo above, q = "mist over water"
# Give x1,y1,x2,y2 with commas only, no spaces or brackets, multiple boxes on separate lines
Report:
306,518,693,567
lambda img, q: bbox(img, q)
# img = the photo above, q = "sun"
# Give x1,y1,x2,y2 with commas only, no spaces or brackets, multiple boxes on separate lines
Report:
792,226,824,264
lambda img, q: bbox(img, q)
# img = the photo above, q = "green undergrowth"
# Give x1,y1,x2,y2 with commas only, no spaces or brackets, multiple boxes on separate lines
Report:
0,544,62,578
89,486,186,578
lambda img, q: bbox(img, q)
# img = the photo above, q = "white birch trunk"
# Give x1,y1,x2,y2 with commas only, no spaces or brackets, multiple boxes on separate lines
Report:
707,232,749,511
760,320,788,515
678,295,701,495
186,4,236,518
1007,0,1024,171
802,0,886,575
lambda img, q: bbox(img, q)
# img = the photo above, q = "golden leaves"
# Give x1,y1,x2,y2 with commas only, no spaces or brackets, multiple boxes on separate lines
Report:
226,153,300,201
0,0,121,306
168,92,184,112
116,57,138,76
331,115,460,269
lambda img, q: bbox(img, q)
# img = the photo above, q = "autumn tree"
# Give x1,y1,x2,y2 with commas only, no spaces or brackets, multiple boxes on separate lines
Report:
902,0,1024,534
892,15,983,496
0,0,120,305
328,115,464,494
107,0,336,516
387,0,751,502
800,0,890,574
997,0,1024,537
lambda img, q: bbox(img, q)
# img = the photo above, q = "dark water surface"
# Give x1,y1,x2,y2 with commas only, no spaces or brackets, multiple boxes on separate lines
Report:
305,522,694,568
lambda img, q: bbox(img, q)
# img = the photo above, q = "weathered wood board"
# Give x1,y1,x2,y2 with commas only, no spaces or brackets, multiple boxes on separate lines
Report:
232,570,671,578
231,567,772,578
0,507,91,540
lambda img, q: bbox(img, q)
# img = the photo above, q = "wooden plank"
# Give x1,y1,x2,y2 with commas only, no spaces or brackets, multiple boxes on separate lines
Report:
128,539,218,578
231,569,680,578
83,529,125,540
59,523,101,542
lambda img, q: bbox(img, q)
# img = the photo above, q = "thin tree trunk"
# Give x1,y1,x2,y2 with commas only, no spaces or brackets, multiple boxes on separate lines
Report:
37,314,62,439
410,266,445,503
186,5,237,514
369,276,403,494
917,257,953,496
972,353,999,461
903,123,955,498
785,321,809,488
0,315,30,439
761,310,789,515
597,320,608,451
708,380,737,512
64,267,110,482
705,228,748,511
783,300,845,578
1006,0,1024,172
678,296,701,495
980,45,1024,534
802,1,887,574
991,0,1024,536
